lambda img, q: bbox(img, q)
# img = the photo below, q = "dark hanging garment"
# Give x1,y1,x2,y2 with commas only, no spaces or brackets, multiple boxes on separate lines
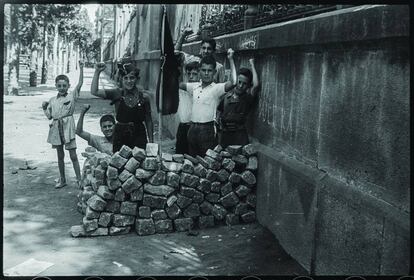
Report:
156,5,179,115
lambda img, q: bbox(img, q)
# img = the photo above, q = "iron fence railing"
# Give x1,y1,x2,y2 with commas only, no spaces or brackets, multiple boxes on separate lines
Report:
198,4,345,38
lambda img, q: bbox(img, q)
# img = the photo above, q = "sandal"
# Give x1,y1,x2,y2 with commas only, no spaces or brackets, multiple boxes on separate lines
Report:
55,181,67,189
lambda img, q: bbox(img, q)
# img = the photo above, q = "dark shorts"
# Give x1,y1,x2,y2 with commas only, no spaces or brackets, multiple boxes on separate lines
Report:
113,122,147,153
187,122,217,157
219,128,249,148
175,122,191,154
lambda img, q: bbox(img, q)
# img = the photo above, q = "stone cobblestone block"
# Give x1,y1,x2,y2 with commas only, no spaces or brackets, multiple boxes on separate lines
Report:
183,154,199,164
205,193,220,204
108,178,122,191
162,161,183,172
98,212,113,227
226,145,242,155
242,144,256,156
119,145,133,159
180,186,197,198
109,226,131,236
87,195,107,211
212,204,227,221
241,170,257,185
182,159,194,174
97,185,114,200
222,158,236,172
180,173,199,188
163,174,178,190
199,215,215,229
206,170,218,182
235,203,250,215
151,209,167,220
104,200,121,213
172,154,184,163
196,156,209,168
114,188,126,202
135,168,154,180
122,176,142,194
118,169,133,183
139,206,151,218
161,153,173,162
113,214,135,226
221,182,233,196
246,156,258,171
144,183,175,197
82,190,95,202
200,201,213,215
132,147,146,161
183,203,201,218
219,192,240,208
141,157,159,170
120,201,138,216
148,170,166,185
166,203,181,219
109,152,128,169
226,214,240,226
204,156,221,170
135,218,156,235
206,149,222,161
83,217,98,232
220,150,232,158
71,225,109,237
130,187,144,201
85,206,100,219
194,164,207,178
213,144,223,153
85,146,97,153
155,219,173,233
217,169,230,182
235,185,251,197
93,165,105,181
246,194,256,208
192,189,204,204
142,194,167,209
146,143,159,157
241,211,256,223
176,194,192,209
174,218,193,232
106,166,118,180
198,178,211,194
232,154,248,168
167,195,178,207
229,172,242,184
210,181,221,193
124,157,140,173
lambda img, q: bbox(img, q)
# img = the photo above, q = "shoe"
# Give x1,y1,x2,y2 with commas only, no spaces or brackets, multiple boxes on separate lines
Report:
55,182,67,189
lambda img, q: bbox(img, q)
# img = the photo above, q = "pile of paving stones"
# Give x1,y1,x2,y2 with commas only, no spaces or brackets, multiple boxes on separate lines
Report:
71,143,258,237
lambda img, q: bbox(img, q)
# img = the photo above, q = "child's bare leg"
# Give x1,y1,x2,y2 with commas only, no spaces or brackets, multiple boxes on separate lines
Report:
56,146,67,188
69,149,82,182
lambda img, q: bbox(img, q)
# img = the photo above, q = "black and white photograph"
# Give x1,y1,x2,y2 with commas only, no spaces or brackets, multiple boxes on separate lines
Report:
2,3,410,278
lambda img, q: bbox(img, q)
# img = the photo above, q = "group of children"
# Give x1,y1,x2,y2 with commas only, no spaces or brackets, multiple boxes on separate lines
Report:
42,30,260,189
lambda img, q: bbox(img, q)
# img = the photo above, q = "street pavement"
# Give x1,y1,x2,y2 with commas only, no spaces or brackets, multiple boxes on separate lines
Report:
3,67,307,276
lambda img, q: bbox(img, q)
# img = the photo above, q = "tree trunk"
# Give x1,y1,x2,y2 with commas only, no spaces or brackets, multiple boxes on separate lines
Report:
7,4,19,95
41,21,48,84
52,24,58,78
29,5,39,87
66,40,72,73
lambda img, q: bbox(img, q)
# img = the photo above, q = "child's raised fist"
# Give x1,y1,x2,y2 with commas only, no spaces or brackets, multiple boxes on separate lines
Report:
95,62,106,72
81,104,91,113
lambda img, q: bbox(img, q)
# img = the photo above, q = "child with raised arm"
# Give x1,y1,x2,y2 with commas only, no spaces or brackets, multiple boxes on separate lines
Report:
42,61,84,188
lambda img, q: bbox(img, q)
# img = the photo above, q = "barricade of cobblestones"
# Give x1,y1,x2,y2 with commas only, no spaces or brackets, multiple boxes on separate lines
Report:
71,143,258,237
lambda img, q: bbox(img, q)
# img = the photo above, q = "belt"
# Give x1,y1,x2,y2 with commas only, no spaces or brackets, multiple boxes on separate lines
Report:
116,121,134,126
190,121,214,125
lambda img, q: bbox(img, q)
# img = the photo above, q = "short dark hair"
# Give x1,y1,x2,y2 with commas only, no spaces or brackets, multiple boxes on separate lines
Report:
200,55,216,69
117,62,140,79
185,61,200,72
100,114,115,126
201,38,216,51
55,74,69,83
238,68,253,84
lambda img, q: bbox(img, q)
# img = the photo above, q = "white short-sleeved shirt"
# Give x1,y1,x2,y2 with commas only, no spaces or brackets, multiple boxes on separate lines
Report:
177,89,192,123
88,134,113,155
186,82,226,123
